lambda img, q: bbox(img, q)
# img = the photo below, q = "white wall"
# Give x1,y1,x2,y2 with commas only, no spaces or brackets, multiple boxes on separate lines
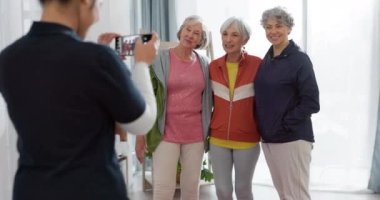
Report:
0,0,23,49
86,0,133,42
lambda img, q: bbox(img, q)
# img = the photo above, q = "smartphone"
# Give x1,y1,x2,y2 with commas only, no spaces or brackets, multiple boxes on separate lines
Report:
115,34,153,56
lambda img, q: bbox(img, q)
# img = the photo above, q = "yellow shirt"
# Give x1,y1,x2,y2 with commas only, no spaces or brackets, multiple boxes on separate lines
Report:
227,62,238,99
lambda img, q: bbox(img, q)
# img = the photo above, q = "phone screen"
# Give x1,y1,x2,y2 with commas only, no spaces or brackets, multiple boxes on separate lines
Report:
115,34,152,56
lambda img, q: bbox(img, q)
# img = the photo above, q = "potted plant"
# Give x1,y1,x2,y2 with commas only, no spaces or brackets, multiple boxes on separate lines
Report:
176,159,213,183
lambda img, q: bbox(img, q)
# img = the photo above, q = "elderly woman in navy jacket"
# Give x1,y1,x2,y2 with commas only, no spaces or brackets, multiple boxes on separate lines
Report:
254,7,320,200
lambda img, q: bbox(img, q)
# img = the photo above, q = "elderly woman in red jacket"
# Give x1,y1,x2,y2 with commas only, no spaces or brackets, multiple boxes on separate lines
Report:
209,17,262,200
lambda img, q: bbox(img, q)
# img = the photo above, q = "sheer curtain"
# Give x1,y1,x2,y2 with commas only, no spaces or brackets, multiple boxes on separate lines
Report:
307,0,378,192
140,0,177,41
177,0,379,192
368,0,380,193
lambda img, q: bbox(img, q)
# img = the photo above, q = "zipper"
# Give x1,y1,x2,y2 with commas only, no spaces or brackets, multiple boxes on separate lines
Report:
219,65,234,140
227,101,233,140
224,56,245,140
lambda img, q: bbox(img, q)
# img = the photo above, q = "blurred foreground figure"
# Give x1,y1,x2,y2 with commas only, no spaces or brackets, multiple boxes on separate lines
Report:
0,0,159,199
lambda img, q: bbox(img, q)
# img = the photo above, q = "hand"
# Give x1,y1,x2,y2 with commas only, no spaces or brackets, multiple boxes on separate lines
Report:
134,32,160,65
97,32,120,45
135,135,147,164
98,32,126,60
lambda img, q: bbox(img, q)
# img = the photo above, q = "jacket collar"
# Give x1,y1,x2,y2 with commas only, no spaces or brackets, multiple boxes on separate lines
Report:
267,39,300,59
217,51,249,69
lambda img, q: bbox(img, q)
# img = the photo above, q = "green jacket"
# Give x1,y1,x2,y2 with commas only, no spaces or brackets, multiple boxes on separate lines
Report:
146,49,213,156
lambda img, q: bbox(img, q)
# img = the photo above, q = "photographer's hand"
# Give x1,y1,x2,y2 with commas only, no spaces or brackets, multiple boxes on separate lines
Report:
97,32,127,60
97,32,120,45
134,32,160,65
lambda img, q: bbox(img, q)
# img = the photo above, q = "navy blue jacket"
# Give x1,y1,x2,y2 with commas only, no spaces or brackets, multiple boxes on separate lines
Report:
0,22,143,200
255,40,320,143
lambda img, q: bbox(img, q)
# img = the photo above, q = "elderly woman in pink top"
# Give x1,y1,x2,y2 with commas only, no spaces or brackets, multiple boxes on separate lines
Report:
135,15,212,200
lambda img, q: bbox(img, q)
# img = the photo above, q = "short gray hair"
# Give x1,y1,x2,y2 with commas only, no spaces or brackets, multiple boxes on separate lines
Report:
260,6,294,29
220,17,251,41
177,15,209,49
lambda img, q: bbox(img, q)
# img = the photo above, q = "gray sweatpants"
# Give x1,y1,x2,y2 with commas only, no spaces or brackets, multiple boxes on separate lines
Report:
209,143,260,200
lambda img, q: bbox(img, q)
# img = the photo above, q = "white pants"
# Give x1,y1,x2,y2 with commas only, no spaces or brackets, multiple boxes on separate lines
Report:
262,140,312,200
152,141,204,200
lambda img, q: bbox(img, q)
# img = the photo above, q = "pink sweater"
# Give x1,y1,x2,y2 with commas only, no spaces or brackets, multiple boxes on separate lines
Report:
163,50,204,144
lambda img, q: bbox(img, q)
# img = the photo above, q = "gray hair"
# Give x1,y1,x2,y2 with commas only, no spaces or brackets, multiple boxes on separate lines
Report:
220,17,251,41
260,6,294,29
177,15,209,49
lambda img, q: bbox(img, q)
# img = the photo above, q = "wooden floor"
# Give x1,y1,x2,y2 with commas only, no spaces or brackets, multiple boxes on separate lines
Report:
128,173,380,200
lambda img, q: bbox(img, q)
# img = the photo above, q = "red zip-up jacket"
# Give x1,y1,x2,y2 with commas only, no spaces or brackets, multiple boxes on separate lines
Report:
209,52,261,143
